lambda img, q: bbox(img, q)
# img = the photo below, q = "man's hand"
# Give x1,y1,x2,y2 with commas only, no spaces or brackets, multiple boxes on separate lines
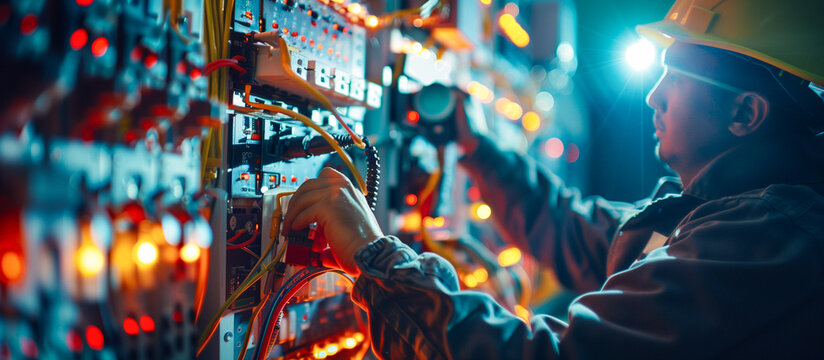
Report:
281,167,384,276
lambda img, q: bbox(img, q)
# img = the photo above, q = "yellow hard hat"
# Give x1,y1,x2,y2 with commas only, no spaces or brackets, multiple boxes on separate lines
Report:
636,0,824,85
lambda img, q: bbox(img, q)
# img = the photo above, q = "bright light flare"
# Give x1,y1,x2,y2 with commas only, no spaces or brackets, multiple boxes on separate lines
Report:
1,251,24,283
498,14,529,48
471,203,492,221
522,112,541,132
366,15,379,28
75,244,104,277
325,344,339,355
625,39,656,71
343,337,357,349
498,247,522,267
180,243,201,263
135,241,158,266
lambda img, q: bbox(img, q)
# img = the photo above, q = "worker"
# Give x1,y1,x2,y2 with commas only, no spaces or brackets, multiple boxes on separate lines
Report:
282,0,824,358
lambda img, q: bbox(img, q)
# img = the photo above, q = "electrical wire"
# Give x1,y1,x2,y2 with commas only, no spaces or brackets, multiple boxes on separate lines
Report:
243,84,368,195
226,229,247,244
196,191,293,356
255,268,354,360
417,147,462,269
226,229,258,250
253,32,365,149
205,60,246,76
236,291,273,360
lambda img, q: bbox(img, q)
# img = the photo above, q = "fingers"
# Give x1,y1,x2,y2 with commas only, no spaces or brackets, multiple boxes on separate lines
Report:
282,188,327,234
318,166,345,178
287,201,325,232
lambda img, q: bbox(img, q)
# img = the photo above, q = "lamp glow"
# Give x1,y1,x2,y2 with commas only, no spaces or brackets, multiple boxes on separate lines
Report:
135,241,158,266
497,247,522,267
625,39,656,71
75,244,104,277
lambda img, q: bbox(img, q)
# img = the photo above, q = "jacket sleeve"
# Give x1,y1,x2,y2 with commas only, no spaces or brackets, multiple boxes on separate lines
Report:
352,188,824,359
459,136,636,292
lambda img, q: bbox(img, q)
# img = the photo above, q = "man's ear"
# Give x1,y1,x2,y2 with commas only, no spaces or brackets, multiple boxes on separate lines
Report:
729,92,769,137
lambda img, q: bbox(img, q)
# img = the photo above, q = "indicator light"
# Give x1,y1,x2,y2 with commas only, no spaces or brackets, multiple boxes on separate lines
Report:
173,311,184,323
144,53,158,68
134,241,158,266
473,268,489,283
66,330,83,352
76,0,94,6
405,194,418,206
85,325,104,351
497,247,522,267
353,332,365,342
189,68,202,80
406,110,420,123
20,15,37,35
471,203,492,221
139,316,155,332
91,37,109,57
75,243,104,277
70,29,88,50
325,344,339,355
463,273,478,288
544,138,564,158
343,337,357,349
521,112,541,132
0,251,23,284
466,186,481,202
366,15,379,28
123,317,140,335
180,243,201,263
314,350,328,359
240,173,250,181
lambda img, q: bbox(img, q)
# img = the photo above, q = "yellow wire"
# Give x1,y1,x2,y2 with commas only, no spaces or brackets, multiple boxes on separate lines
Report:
273,36,366,149
197,191,293,356
243,84,368,195
236,291,272,360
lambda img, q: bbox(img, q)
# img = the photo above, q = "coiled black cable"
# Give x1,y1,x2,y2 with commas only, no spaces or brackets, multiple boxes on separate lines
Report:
363,137,380,212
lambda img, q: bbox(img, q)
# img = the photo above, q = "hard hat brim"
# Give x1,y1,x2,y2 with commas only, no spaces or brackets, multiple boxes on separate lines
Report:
636,21,824,85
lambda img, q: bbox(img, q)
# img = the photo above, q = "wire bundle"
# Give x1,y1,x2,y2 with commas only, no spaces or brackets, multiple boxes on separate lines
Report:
363,138,380,212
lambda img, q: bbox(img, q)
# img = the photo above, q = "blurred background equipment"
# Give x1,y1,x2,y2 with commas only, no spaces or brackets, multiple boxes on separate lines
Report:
1,0,677,359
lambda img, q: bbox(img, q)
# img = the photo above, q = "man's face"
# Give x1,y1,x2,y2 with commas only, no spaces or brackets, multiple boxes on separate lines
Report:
646,43,737,181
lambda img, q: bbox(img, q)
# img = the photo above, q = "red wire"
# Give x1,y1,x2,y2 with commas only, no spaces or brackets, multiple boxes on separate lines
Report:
206,58,237,70
226,229,258,250
226,229,247,244
206,59,246,76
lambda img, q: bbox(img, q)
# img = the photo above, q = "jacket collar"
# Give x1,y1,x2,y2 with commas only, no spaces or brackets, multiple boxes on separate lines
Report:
683,135,824,201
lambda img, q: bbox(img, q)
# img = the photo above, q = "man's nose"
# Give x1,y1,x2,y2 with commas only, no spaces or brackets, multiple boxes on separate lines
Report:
646,76,666,112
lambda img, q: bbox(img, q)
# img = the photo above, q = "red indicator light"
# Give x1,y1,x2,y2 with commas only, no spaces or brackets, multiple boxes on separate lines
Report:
143,53,158,68
309,40,315,46
91,37,109,57
123,318,139,335
317,44,323,50
282,28,289,35
20,15,38,35
76,0,94,6
405,194,418,206
291,176,297,183
70,29,88,50
251,133,261,140
139,316,155,332
332,34,337,40
245,11,253,20
328,48,333,55
467,186,481,202
300,35,306,42
342,26,348,33
281,175,287,182
173,311,184,323
272,21,278,29
333,24,339,30
189,68,202,80
240,173,250,181
176,61,187,74
85,325,104,351
1,250,23,284
130,47,142,62
407,110,420,123
291,31,298,37
565,143,580,163
307,10,313,16
304,176,309,182
66,330,83,352
323,28,329,34
19,338,37,358
269,175,276,183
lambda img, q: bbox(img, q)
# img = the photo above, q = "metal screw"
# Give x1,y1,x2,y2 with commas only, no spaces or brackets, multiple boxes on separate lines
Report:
223,331,234,342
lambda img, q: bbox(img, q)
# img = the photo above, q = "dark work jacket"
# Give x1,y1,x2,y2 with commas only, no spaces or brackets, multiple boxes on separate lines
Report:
350,135,824,359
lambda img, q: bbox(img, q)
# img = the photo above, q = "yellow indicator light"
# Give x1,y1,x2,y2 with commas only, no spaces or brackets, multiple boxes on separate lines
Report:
498,247,522,267
471,203,492,221
522,111,541,132
498,14,530,48
343,337,357,349
314,350,328,359
180,243,201,263
135,242,158,266
347,3,362,14
514,305,530,322
354,332,365,342
473,268,489,283
366,15,379,28
463,273,479,288
76,243,104,277
326,344,339,355
432,216,445,227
